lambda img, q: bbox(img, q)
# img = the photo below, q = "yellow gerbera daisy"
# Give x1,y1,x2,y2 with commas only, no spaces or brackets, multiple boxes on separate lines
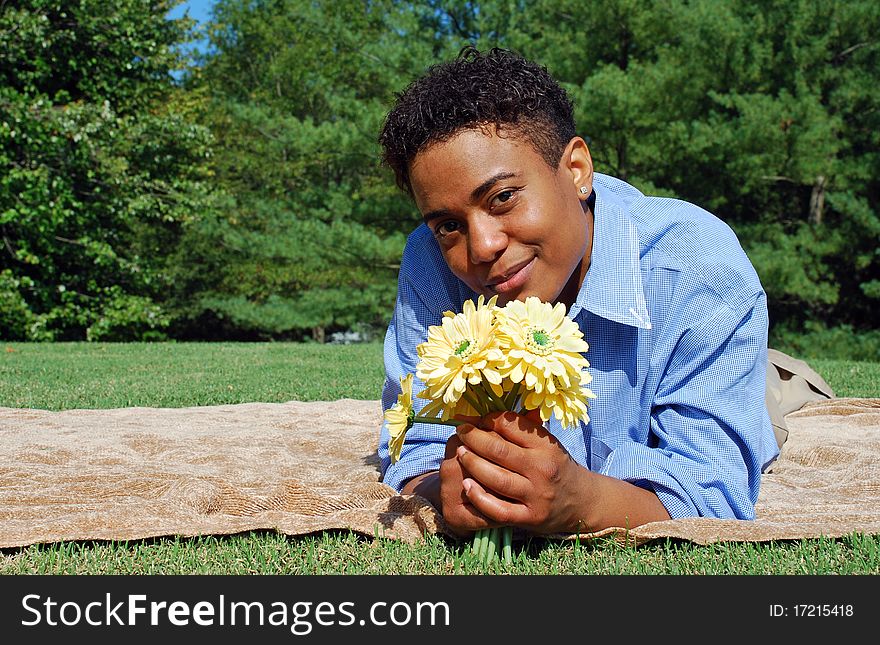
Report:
415,295,505,419
497,296,591,395
385,373,415,463
523,376,597,429
419,379,501,420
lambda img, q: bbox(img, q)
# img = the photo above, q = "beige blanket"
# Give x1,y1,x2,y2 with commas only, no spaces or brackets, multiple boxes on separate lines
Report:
1,397,878,548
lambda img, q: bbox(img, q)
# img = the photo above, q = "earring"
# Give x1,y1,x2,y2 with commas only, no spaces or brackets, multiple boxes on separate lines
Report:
579,186,589,195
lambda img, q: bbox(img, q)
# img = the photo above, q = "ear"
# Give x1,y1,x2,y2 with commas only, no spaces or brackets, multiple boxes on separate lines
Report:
559,136,593,201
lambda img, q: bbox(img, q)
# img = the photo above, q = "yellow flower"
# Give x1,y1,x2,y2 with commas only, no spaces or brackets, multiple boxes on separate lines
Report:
523,376,597,428
497,296,591,393
385,373,414,463
415,295,505,420
419,383,492,420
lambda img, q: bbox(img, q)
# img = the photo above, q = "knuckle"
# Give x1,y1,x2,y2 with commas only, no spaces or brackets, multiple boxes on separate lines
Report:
538,459,563,484
493,469,515,496
444,434,462,458
523,503,550,529
495,506,513,525
438,458,459,482
488,438,510,463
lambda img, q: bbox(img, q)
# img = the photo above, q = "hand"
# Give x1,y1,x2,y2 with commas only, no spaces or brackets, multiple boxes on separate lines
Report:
452,409,592,535
434,421,502,537
398,425,501,538
403,410,671,536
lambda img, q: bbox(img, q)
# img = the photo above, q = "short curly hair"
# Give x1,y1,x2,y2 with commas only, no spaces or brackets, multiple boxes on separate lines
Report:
378,46,576,195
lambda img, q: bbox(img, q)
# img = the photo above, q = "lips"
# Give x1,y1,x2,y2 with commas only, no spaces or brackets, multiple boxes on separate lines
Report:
486,257,535,295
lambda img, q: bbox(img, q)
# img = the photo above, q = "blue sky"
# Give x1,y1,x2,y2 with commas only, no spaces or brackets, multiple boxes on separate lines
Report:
166,0,216,26
166,0,217,60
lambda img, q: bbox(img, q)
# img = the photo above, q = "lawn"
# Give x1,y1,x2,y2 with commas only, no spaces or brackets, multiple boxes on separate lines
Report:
1,342,878,574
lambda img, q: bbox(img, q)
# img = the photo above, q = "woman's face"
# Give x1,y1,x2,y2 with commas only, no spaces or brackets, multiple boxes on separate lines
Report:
408,127,595,307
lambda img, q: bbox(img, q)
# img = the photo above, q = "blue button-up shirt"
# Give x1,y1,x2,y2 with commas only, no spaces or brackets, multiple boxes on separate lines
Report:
378,173,779,520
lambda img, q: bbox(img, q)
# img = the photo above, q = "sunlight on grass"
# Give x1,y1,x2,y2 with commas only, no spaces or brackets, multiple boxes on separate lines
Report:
0,342,385,409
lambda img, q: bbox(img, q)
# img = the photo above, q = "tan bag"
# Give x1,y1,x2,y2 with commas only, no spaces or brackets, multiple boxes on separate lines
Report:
765,348,836,451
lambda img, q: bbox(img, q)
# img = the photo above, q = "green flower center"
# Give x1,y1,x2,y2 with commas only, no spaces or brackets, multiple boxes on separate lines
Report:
453,338,478,361
525,326,555,355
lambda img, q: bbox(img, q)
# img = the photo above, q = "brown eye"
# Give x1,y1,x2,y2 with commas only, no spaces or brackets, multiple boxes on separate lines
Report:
434,220,461,237
490,189,518,208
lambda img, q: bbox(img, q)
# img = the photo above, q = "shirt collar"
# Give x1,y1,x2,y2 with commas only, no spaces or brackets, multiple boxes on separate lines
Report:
569,179,652,330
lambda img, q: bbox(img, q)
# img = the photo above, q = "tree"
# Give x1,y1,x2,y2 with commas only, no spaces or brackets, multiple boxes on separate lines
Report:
501,0,880,354
170,0,467,341
8,0,872,353
0,0,219,340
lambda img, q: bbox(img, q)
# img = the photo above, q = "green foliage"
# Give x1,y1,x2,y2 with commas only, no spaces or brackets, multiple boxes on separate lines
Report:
0,269,37,340
520,1,878,340
167,0,461,340
0,1,219,340
2,1,877,350
770,322,880,363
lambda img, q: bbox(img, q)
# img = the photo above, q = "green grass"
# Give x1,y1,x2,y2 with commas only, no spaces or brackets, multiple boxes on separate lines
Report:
0,341,385,409
1,342,878,575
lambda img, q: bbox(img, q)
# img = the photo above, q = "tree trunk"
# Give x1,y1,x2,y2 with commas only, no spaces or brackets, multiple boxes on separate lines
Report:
809,175,826,226
312,325,325,344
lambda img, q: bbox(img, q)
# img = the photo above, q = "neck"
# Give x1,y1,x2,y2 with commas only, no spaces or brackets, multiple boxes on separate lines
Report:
556,200,594,308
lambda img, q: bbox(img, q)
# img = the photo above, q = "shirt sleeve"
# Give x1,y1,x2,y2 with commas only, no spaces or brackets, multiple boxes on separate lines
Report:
597,293,775,520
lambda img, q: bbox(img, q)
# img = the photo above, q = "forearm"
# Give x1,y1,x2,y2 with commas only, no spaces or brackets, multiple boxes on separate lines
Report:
401,471,441,509
571,468,670,533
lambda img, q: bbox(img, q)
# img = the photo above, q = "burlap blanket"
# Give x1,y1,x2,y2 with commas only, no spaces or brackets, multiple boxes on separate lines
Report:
1,397,878,549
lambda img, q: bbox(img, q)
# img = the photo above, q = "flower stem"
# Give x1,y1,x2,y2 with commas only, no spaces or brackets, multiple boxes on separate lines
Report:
501,526,513,564
477,529,489,561
411,416,462,427
462,390,489,416
471,529,483,555
485,527,498,563
479,381,508,412
503,382,522,410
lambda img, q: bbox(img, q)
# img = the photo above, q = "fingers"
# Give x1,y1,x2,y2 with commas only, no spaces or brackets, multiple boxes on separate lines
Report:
524,408,543,424
461,477,527,526
480,410,547,448
440,433,495,534
451,414,482,426
455,442,531,501
442,413,553,533
455,410,546,463
456,422,521,469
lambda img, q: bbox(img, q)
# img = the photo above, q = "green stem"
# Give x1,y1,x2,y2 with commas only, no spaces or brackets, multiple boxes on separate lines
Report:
462,389,489,416
503,382,522,410
485,527,498,564
479,381,508,412
471,529,483,555
412,416,462,427
501,526,513,565
477,529,489,561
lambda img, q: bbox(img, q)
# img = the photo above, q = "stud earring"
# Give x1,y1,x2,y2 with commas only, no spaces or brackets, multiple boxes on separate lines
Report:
579,186,589,195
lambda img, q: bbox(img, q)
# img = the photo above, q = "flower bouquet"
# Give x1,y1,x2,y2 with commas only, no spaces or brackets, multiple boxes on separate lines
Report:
384,295,596,565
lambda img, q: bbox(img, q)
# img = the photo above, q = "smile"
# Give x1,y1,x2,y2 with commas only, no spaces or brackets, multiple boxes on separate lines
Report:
486,258,535,294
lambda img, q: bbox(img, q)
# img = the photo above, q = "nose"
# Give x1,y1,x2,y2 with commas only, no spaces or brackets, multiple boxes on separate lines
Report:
467,215,507,264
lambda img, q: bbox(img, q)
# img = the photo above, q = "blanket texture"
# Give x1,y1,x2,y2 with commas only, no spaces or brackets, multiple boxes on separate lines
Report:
1,397,878,548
